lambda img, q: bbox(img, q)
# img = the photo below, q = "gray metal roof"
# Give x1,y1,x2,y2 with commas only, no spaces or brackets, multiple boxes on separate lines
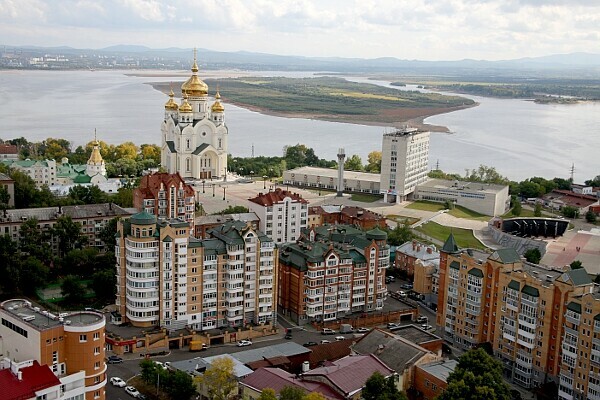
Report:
0,203,130,223
203,354,254,378
169,357,209,376
352,329,427,373
417,359,458,383
231,342,310,364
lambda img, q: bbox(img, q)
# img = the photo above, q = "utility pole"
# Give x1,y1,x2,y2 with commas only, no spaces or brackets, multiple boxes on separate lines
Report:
570,163,575,182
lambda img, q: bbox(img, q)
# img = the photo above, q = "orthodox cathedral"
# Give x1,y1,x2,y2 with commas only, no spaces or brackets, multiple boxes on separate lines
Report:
161,50,228,180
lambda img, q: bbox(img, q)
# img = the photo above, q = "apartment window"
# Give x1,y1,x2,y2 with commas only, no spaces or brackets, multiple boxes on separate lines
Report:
52,351,58,364
94,361,100,370
94,346,100,355
79,334,87,342
94,376,100,384
93,332,100,340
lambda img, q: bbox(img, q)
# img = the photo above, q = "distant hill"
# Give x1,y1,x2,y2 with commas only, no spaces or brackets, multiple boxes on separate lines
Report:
2,44,600,76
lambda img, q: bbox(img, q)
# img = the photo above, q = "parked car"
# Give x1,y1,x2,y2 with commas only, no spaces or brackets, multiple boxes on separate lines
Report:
401,283,413,290
137,395,147,400
387,322,401,330
385,276,396,283
335,336,345,341
237,340,253,347
303,341,318,347
284,332,293,339
416,316,428,323
125,386,140,398
397,290,407,298
110,377,126,387
321,328,335,335
107,356,123,364
154,361,167,370
357,327,370,333
339,324,354,333
421,324,433,331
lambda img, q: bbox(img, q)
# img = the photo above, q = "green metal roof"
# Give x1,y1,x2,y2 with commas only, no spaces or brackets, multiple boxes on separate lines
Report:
441,233,459,253
73,174,92,184
468,268,483,278
594,314,600,321
507,280,520,291
165,141,176,153
192,143,210,155
163,235,172,242
567,301,581,313
566,269,592,286
130,210,157,225
366,226,387,241
491,248,521,264
449,260,460,270
522,285,540,297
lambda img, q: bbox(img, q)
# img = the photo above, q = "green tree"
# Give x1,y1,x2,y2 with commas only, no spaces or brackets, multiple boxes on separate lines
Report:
436,348,511,400
570,260,583,270
53,215,83,257
523,248,542,264
279,386,306,400
43,138,70,160
60,248,99,277
112,187,133,207
140,144,161,163
533,203,542,217
91,269,116,303
19,218,52,262
586,210,597,223
511,198,522,216
20,257,49,296
365,151,382,173
518,180,544,198
196,356,238,400
562,206,579,219
114,142,139,160
61,275,85,304
363,371,407,400
0,235,21,294
10,170,39,208
0,185,10,209
68,185,106,204
164,370,197,400
344,154,363,171
140,359,158,384
258,389,278,400
387,222,413,246
213,205,249,215
98,217,120,250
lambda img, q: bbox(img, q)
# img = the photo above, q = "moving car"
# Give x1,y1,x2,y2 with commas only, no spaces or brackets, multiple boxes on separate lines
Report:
107,355,123,364
335,336,345,341
357,327,370,333
125,386,140,398
320,339,331,344
237,340,253,347
321,328,335,335
110,377,126,387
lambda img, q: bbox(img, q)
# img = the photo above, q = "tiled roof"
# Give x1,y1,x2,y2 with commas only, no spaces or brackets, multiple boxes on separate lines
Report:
308,339,353,367
0,361,60,400
242,368,343,400
302,354,394,396
248,188,308,206
0,144,18,154
135,172,194,200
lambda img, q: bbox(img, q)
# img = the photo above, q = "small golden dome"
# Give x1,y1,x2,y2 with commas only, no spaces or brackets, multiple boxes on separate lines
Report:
164,89,179,110
179,95,193,113
88,141,103,165
211,91,224,113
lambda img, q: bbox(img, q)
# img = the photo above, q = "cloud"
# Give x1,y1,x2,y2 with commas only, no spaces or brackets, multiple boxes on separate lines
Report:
0,0,598,60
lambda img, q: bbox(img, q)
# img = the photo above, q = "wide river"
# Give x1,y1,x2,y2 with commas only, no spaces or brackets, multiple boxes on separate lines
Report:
0,69,598,181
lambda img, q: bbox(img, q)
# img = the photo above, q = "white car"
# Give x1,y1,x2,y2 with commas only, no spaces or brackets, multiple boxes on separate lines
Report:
320,339,331,344
335,336,345,341
421,324,433,331
110,377,126,387
154,361,167,370
357,327,370,333
237,340,253,347
124,386,140,398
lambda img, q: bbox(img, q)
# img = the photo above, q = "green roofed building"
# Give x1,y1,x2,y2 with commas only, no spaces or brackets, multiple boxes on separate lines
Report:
278,224,390,325
115,216,277,331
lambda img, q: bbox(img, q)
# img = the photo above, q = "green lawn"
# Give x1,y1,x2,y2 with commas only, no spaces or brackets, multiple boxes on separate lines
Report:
448,206,491,221
406,200,445,212
501,208,552,219
387,214,420,226
350,193,383,203
415,221,485,250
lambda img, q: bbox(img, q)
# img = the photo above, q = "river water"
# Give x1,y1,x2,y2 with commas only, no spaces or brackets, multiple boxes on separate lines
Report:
0,69,597,181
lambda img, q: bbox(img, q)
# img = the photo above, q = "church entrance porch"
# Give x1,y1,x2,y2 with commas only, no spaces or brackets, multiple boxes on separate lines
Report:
199,170,212,180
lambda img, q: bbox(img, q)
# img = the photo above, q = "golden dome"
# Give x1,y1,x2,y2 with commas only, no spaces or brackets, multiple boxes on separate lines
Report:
211,91,225,113
164,89,179,110
181,49,208,97
88,141,103,165
179,95,193,113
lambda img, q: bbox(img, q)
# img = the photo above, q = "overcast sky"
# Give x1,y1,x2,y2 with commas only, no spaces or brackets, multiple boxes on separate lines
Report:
1,0,599,61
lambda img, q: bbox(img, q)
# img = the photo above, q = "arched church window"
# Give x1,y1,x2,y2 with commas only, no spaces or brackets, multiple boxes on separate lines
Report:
186,139,190,150
186,158,191,172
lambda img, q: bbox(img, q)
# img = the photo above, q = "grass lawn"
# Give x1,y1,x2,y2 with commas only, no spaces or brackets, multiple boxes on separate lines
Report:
386,214,420,226
406,200,446,212
415,221,485,250
448,206,491,221
501,208,553,218
350,193,382,203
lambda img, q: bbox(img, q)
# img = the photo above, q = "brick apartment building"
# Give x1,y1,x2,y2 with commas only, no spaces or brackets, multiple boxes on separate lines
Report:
0,299,107,400
437,233,600,397
307,205,386,230
134,172,196,226
278,225,389,325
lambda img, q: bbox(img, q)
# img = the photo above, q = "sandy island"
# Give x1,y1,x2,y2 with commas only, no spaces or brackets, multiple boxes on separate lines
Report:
146,79,478,133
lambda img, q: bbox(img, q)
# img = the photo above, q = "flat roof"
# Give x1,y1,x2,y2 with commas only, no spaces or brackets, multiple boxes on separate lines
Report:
417,178,508,194
285,166,381,183
1,299,103,331
231,342,311,365
418,359,458,382
394,325,441,344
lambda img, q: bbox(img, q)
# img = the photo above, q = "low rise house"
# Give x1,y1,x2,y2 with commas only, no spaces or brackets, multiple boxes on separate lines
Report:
544,189,599,213
307,205,386,230
0,143,19,160
412,359,458,400
395,241,439,278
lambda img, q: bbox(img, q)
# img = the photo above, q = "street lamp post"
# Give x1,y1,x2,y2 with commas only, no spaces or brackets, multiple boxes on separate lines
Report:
263,175,267,189
212,184,215,197
202,179,205,194
223,186,226,201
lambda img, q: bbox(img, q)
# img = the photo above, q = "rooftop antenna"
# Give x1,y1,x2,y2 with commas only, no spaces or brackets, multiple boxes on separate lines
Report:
436,159,440,171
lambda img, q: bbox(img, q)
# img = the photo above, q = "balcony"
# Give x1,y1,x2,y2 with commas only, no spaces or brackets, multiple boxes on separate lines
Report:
562,342,577,359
